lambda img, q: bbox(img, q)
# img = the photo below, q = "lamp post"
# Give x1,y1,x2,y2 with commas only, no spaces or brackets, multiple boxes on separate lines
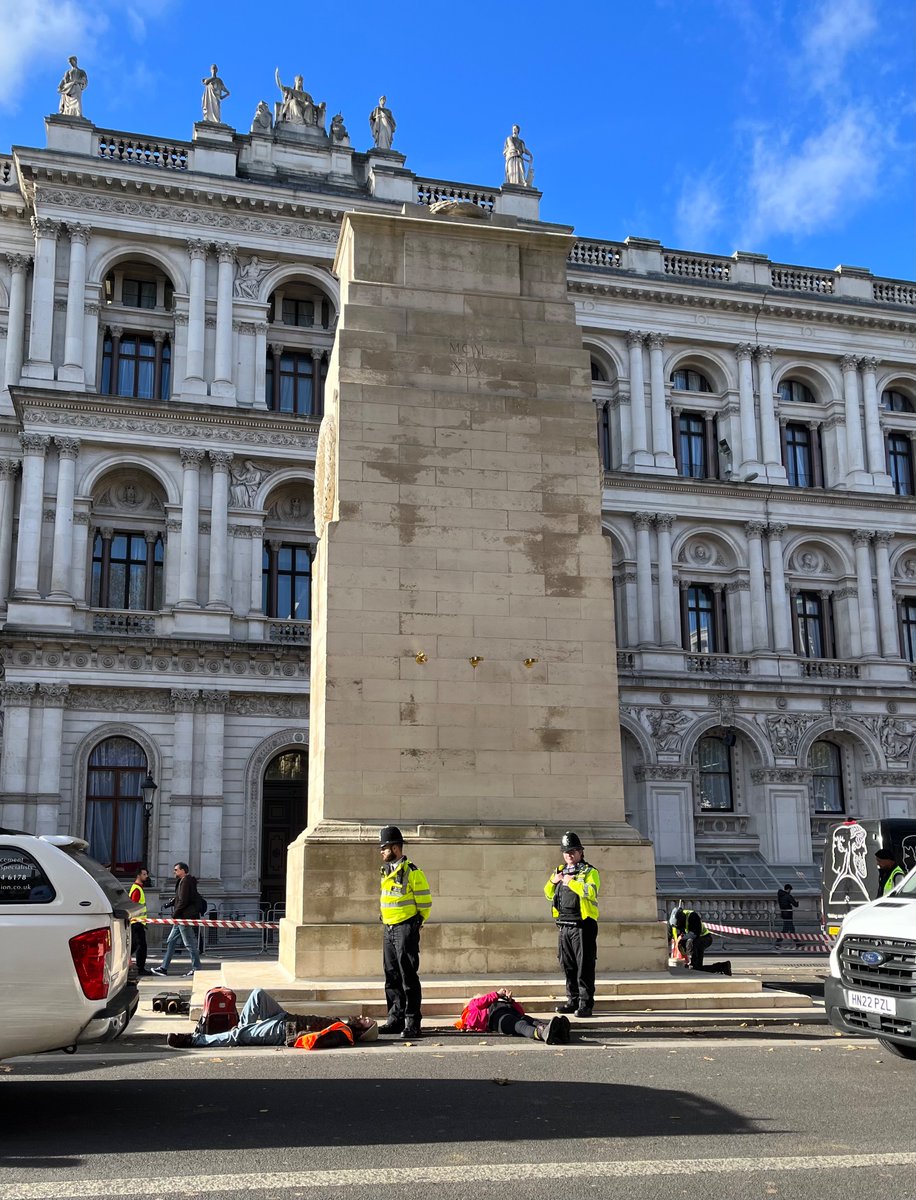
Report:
140,772,157,860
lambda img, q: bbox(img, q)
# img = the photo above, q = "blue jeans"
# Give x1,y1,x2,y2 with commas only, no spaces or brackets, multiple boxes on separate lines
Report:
159,923,202,972
192,988,288,1048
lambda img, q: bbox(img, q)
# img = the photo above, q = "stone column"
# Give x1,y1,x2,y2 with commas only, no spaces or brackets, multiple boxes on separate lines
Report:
24,219,59,380
177,448,204,607
0,683,35,828
626,331,650,464
207,450,233,609
841,354,866,478
0,458,20,605
767,522,792,653
4,254,31,389
249,518,265,615
213,244,236,395
36,684,68,834
756,346,784,476
727,580,752,653
735,343,760,471
746,521,769,650
49,436,80,598
164,517,182,607
199,691,228,880
860,356,891,487
71,511,90,604
853,529,878,656
184,240,208,388
654,513,678,645
60,224,90,383
13,433,50,596
169,689,198,863
873,531,898,658
647,334,674,468
253,321,269,410
633,512,655,644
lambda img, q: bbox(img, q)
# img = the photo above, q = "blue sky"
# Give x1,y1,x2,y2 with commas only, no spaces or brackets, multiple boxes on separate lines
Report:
1,0,913,280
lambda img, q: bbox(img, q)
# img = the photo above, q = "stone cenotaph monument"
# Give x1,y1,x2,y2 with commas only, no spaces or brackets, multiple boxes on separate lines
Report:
279,204,666,977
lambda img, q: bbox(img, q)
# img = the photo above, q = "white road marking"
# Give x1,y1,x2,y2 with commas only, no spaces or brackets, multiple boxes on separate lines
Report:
4,1152,916,1198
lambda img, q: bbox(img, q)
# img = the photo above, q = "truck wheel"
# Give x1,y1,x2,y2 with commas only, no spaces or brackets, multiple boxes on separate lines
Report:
878,1037,916,1060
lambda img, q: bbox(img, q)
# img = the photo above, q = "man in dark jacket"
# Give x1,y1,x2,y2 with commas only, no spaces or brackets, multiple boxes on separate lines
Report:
151,862,203,976
775,883,799,947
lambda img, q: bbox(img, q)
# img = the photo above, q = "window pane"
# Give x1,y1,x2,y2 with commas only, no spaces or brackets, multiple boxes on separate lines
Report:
109,562,126,605
294,575,309,619
122,280,139,307
117,357,134,396
277,576,292,619
136,358,155,400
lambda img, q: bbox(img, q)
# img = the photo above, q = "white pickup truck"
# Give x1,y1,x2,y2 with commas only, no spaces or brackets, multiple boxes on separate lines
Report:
0,830,140,1060
824,865,916,1061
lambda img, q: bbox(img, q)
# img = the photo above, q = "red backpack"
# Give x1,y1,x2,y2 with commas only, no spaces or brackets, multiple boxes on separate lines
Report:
195,987,239,1036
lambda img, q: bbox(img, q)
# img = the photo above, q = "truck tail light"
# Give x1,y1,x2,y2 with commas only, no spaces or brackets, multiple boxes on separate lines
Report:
69,927,111,1000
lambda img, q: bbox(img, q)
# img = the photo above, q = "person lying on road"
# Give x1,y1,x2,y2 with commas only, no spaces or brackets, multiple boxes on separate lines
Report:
166,987,378,1049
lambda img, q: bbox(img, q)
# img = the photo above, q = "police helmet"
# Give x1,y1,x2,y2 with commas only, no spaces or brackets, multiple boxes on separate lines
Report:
561,831,583,852
379,825,403,848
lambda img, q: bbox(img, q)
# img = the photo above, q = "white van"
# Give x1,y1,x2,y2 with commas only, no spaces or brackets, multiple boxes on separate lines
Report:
824,864,916,1061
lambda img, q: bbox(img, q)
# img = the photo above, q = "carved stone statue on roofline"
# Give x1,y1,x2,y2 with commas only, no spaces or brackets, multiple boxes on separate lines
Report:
503,124,534,187
201,64,230,124
369,96,396,150
57,56,88,119
250,100,273,135
330,112,350,145
274,69,326,132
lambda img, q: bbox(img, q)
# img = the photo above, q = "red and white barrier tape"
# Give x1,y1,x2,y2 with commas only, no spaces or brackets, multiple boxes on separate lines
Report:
147,918,280,930
705,921,832,947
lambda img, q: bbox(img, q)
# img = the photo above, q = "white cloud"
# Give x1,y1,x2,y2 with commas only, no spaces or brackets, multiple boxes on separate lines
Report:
801,0,877,91
0,1,106,109
740,106,885,247
675,176,725,249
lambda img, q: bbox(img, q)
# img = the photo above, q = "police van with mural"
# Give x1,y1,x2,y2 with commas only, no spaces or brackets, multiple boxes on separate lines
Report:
822,818,916,1061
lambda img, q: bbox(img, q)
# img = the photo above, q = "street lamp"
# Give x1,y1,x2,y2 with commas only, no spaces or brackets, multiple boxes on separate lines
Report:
140,772,158,818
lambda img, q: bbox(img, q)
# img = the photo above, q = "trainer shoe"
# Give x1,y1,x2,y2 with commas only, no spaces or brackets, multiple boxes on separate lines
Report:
166,1033,195,1049
150,966,168,976
543,1016,565,1045
554,1001,577,1014
183,970,197,977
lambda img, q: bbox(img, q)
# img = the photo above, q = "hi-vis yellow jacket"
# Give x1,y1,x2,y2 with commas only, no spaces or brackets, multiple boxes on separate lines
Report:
380,859,432,926
544,864,601,922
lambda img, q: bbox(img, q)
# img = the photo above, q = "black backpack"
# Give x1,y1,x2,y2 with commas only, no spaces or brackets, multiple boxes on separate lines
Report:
196,894,208,917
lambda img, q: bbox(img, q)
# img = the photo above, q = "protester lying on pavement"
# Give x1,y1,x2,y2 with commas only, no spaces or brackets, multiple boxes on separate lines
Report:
166,987,378,1049
454,988,571,1045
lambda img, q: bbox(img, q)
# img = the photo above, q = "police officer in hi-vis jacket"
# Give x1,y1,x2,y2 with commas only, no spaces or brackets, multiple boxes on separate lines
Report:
545,831,600,1018
378,826,432,1040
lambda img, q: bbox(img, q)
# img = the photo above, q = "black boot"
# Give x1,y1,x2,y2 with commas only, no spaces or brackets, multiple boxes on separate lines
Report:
554,1001,577,1014
379,1019,405,1035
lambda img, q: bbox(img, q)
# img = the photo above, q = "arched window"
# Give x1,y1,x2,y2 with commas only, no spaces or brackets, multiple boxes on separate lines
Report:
882,389,914,413
778,379,816,405
671,368,712,393
696,735,733,811
85,737,148,874
811,740,844,813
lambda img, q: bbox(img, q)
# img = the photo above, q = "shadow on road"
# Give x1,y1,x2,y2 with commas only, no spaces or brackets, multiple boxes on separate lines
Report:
0,1076,762,1160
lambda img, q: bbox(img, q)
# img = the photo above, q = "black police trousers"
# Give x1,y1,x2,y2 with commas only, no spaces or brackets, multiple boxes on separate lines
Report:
130,922,148,974
557,918,597,1008
679,931,713,970
383,915,422,1025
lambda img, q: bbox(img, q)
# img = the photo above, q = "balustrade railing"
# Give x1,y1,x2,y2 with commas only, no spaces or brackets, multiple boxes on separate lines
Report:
616,650,635,671
267,619,311,645
770,267,835,295
415,180,496,211
686,653,750,676
91,610,156,635
663,253,730,282
873,280,916,306
97,132,189,170
800,658,860,679
569,240,623,269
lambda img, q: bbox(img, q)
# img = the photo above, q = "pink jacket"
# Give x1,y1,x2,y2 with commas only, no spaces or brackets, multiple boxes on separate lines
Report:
455,991,524,1032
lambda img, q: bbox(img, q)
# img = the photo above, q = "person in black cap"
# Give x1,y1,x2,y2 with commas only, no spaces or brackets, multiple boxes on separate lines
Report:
875,847,905,896
378,826,432,1039
544,831,601,1017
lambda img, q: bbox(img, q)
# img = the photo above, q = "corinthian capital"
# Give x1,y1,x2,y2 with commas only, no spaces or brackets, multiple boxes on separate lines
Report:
216,243,238,265
735,342,754,361
745,520,767,538
859,355,879,372
647,333,666,351
4,252,32,273
755,345,773,361
30,217,59,241
209,449,234,472
625,330,644,349
840,354,859,373
66,223,91,245
180,447,205,469
54,436,81,459
187,239,209,260
633,512,654,531
19,433,50,456
852,528,874,547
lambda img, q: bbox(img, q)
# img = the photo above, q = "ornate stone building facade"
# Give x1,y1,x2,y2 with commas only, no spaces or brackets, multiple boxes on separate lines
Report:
0,94,913,921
